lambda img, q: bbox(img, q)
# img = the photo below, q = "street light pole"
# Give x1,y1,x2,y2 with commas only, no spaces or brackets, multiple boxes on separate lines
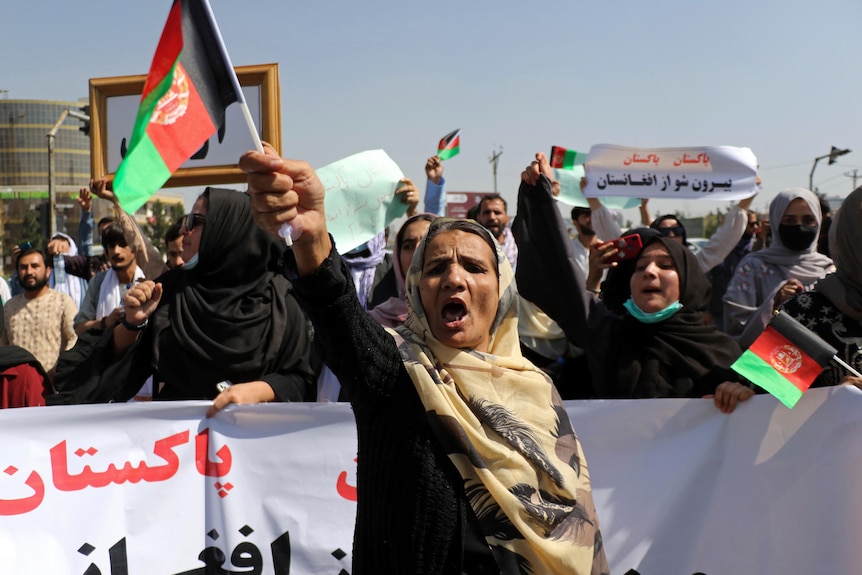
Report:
809,146,851,192
46,108,90,237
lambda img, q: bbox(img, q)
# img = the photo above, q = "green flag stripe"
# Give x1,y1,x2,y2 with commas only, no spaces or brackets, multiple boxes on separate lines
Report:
127,62,179,154
114,133,172,214
438,146,460,161
732,351,803,409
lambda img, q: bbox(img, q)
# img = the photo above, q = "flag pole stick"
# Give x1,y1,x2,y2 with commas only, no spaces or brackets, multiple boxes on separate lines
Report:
238,101,264,154
832,355,862,378
236,100,294,246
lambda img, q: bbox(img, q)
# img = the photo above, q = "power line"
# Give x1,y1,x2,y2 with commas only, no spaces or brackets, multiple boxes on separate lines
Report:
758,160,811,171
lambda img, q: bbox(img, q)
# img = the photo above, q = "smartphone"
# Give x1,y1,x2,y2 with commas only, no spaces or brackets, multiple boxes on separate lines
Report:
17,241,33,251
598,233,643,263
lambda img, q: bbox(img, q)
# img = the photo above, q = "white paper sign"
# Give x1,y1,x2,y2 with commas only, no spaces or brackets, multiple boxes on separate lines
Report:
584,144,758,200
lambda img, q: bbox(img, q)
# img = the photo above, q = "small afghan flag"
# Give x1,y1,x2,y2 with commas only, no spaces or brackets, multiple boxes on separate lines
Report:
114,0,244,213
731,311,836,408
437,129,461,161
549,146,586,169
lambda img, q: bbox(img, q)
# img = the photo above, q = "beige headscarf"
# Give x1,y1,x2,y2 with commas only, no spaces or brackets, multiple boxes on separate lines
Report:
387,218,608,575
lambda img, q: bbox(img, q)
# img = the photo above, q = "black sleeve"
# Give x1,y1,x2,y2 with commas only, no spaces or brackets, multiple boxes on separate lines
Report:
52,327,155,404
64,254,92,280
512,175,590,348
367,257,398,310
287,244,404,403
261,293,317,402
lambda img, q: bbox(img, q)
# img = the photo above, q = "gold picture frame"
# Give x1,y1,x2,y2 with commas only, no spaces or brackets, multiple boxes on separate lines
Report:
88,63,281,187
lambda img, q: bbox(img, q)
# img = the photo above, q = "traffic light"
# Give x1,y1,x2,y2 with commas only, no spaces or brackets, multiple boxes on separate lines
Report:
34,203,49,237
78,105,91,136
827,146,850,165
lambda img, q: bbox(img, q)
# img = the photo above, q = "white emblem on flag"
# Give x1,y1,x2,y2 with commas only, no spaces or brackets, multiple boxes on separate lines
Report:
151,64,190,126
769,345,803,374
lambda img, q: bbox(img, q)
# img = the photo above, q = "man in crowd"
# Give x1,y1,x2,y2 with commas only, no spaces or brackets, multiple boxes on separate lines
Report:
1,247,78,382
74,223,145,335
570,206,601,278
476,194,518,269
164,221,185,269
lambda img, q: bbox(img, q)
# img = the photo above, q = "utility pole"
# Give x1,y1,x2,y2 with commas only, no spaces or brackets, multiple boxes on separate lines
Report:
844,169,861,191
489,146,503,193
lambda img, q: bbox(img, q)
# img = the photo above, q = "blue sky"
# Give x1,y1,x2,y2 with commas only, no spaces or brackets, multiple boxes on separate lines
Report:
4,0,861,219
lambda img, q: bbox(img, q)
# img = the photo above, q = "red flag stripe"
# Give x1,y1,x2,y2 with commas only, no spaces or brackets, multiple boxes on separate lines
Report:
748,326,823,393
143,1,184,99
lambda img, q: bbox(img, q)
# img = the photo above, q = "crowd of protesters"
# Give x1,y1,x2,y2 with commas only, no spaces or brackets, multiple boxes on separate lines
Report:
0,152,855,405
1,147,858,573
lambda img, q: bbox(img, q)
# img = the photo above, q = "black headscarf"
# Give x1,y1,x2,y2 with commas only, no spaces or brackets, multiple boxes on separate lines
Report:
650,214,689,246
597,233,742,398
150,188,312,400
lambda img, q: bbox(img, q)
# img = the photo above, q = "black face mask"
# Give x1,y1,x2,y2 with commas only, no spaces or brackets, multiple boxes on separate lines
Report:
778,224,818,251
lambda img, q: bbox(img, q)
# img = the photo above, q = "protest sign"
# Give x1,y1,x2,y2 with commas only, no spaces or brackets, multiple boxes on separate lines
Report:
1,387,861,574
584,144,758,201
317,149,406,253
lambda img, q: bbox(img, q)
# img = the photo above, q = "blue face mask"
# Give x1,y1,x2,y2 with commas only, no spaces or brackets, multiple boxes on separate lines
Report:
183,253,200,270
623,298,683,324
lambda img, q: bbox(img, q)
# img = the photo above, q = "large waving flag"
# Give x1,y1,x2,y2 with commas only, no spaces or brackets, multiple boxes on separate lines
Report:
437,129,461,161
114,0,244,213
731,311,837,408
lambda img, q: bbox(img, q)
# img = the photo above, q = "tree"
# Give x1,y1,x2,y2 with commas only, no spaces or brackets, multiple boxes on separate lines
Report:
143,201,184,253
702,206,731,238
16,210,45,249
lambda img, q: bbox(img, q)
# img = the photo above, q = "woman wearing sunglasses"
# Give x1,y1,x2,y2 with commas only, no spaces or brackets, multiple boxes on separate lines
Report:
54,188,316,411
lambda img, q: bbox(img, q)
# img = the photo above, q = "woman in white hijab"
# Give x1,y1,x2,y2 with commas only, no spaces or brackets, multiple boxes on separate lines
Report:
723,188,834,348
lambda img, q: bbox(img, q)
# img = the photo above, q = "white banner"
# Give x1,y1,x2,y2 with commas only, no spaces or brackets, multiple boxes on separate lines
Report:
584,144,758,201
1,387,861,574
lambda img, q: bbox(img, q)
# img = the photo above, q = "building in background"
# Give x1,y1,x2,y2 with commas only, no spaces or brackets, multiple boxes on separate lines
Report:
0,98,182,277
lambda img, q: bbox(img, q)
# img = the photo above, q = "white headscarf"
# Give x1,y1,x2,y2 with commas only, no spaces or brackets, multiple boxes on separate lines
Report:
748,188,833,283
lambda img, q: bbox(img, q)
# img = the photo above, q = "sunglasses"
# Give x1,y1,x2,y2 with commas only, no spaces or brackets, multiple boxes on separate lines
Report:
657,226,684,237
180,213,206,232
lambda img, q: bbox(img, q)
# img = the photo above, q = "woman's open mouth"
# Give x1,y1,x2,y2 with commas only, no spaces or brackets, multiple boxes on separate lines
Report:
441,302,467,327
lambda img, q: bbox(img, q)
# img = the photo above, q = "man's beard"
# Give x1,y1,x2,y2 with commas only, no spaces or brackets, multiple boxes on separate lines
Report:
22,276,48,292
484,224,503,239
578,225,596,237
